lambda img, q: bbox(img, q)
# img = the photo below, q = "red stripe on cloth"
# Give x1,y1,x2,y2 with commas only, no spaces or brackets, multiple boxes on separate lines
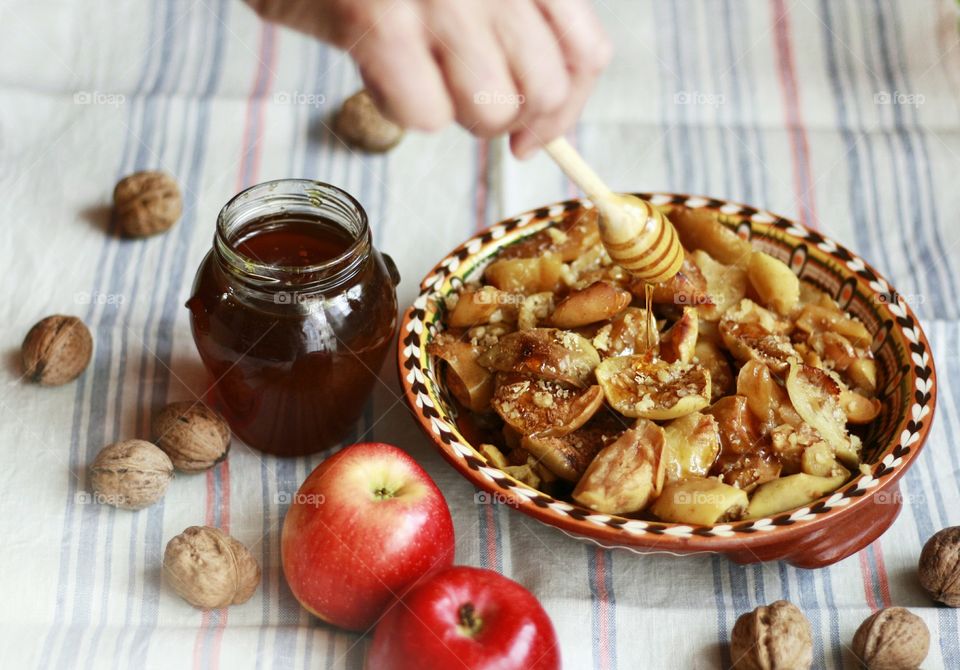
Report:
873,543,893,607
858,550,879,611
193,21,277,670
771,0,819,231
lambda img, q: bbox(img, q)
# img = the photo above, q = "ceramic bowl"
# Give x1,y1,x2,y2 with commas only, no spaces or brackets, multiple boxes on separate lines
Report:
398,194,937,568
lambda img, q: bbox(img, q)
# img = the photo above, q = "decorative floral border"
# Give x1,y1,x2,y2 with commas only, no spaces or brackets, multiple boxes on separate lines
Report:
399,194,936,544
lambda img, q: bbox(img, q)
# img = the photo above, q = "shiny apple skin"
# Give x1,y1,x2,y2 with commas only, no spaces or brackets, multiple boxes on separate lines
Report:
366,566,561,670
281,442,455,631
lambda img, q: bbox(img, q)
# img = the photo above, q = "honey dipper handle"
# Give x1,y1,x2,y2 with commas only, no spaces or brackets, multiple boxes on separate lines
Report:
544,138,614,204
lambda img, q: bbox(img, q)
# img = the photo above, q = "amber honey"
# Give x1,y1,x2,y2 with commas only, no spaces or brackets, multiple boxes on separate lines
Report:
188,180,398,457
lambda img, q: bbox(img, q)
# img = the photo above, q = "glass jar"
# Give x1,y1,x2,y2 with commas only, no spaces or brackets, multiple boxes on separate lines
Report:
187,179,399,457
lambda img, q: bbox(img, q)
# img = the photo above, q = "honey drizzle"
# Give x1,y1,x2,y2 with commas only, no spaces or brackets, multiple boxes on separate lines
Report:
643,282,654,352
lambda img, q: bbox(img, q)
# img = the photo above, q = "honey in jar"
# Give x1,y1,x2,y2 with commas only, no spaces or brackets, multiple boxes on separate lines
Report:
187,180,399,457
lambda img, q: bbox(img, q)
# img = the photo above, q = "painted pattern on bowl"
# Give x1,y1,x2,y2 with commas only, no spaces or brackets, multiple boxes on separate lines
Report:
398,194,936,568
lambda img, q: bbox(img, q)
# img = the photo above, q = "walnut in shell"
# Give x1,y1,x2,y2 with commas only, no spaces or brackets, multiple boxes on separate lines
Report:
918,526,960,607
113,170,182,237
153,401,231,472
852,607,929,670
333,90,404,153
21,315,93,386
90,440,174,510
730,600,813,670
163,526,261,609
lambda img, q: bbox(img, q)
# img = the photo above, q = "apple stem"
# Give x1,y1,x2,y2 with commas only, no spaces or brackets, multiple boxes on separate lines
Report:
457,603,483,637
373,487,394,499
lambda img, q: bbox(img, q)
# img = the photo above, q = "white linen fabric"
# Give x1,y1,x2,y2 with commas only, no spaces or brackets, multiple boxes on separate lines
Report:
1,1,959,668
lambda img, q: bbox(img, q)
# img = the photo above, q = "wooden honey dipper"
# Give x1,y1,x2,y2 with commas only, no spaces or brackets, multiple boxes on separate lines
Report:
545,138,684,284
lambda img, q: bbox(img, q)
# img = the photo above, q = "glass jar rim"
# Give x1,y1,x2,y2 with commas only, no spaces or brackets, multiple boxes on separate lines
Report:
215,179,370,283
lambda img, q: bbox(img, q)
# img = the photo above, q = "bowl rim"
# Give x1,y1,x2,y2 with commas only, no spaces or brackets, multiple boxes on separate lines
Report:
397,193,938,555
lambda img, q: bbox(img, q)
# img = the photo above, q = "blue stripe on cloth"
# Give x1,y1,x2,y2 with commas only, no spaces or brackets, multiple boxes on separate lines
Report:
933,322,960,666
128,3,228,666
819,0,892,290
255,33,319,670
828,4,960,665
875,0,960,321
37,1,171,667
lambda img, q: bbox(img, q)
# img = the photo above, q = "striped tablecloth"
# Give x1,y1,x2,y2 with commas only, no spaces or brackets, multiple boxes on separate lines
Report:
2,1,959,668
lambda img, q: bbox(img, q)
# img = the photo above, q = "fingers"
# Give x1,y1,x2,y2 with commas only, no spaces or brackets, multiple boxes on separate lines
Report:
510,0,613,158
491,0,570,140
427,2,519,137
352,4,453,131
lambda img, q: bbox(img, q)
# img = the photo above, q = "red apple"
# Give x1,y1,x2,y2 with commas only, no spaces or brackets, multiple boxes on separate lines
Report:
366,566,561,670
281,442,455,631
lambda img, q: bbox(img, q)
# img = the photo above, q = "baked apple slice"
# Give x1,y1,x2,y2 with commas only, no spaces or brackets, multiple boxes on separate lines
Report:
478,328,600,387
662,411,721,483
659,307,699,363
549,281,631,328
592,307,659,358
720,300,797,373
784,362,859,465
490,373,604,439
595,355,711,420
572,418,666,514
651,478,748,525
427,335,494,412
521,414,625,482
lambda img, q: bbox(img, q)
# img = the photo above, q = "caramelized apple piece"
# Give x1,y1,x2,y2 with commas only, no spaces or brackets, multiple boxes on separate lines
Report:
720,300,797,373
745,470,848,519
491,374,604,438
484,253,563,294
690,250,748,321
595,356,711,420
794,303,871,348
714,450,782,492
499,208,601,263
846,358,878,396
662,412,721,483
706,394,781,488
840,389,882,424
448,287,519,328
809,331,857,371
659,307,699,363
800,442,847,478
769,423,824,474
477,443,510,469
736,360,801,431
784,362,857,464
572,419,666,514
635,256,712,308
651,478,748,525
667,206,754,266
704,395,764,456
592,307,659,358
550,281,631,328
503,463,541,489
521,414,624,483
747,251,800,316
693,338,734,399
478,328,600,387
427,336,494,412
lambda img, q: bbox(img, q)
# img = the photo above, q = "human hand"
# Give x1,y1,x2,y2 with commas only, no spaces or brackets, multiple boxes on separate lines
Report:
248,0,612,157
